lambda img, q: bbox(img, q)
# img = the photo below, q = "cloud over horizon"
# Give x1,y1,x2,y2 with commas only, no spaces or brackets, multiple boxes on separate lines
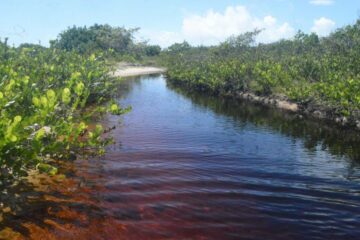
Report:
146,5,296,47
309,0,334,6
311,17,336,36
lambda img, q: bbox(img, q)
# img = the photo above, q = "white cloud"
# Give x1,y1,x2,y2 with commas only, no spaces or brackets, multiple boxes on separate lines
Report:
311,17,336,36
182,6,295,46
143,5,295,47
144,31,184,47
309,0,334,6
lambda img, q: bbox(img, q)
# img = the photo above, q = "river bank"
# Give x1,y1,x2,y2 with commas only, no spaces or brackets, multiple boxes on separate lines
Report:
167,79,360,131
230,91,360,130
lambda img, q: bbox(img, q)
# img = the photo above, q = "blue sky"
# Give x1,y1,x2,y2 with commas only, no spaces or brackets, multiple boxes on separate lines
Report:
0,0,359,47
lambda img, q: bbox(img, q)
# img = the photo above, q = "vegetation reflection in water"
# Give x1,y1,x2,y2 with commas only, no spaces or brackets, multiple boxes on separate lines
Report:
0,158,118,239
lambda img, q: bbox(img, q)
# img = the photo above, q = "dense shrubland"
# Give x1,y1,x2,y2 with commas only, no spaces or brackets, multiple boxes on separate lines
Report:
0,38,127,183
163,20,360,123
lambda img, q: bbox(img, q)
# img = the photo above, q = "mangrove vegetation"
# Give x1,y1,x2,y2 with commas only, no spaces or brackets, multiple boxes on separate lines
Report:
162,19,360,128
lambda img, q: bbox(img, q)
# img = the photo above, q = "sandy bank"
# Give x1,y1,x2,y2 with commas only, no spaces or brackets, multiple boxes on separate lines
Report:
113,64,166,77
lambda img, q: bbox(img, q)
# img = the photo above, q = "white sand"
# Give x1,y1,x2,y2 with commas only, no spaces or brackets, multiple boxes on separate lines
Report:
113,65,166,77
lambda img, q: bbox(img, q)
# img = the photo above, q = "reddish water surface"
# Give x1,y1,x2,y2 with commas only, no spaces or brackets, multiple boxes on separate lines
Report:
1,75,360,239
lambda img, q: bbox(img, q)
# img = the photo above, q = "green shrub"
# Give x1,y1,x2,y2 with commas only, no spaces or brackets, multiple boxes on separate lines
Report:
0,42,124,181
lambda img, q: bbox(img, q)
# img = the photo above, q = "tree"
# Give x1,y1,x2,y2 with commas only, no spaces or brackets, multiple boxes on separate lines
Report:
51,24,139,54
145,45,161,56
223,29,262,49
167,41,191,53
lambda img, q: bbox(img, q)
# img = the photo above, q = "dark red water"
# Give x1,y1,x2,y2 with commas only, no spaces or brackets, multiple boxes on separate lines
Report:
1,75,360,239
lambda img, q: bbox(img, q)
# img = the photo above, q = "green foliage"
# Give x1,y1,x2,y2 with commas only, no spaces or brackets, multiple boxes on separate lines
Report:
144,45,161,56
50,24,163,62
164,21,360,119
51,24,138,54
166,41,191,53
0,41,125,181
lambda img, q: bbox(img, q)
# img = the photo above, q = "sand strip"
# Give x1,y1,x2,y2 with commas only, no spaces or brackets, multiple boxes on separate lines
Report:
113,65,166,77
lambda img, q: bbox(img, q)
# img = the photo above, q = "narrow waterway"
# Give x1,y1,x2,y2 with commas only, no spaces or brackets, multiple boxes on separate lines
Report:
1,74,360,240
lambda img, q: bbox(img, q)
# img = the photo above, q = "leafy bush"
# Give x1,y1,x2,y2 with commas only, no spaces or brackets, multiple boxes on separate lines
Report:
0,41,124,182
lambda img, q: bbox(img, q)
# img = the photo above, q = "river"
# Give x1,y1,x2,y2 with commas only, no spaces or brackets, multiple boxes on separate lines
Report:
1,74,360,239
